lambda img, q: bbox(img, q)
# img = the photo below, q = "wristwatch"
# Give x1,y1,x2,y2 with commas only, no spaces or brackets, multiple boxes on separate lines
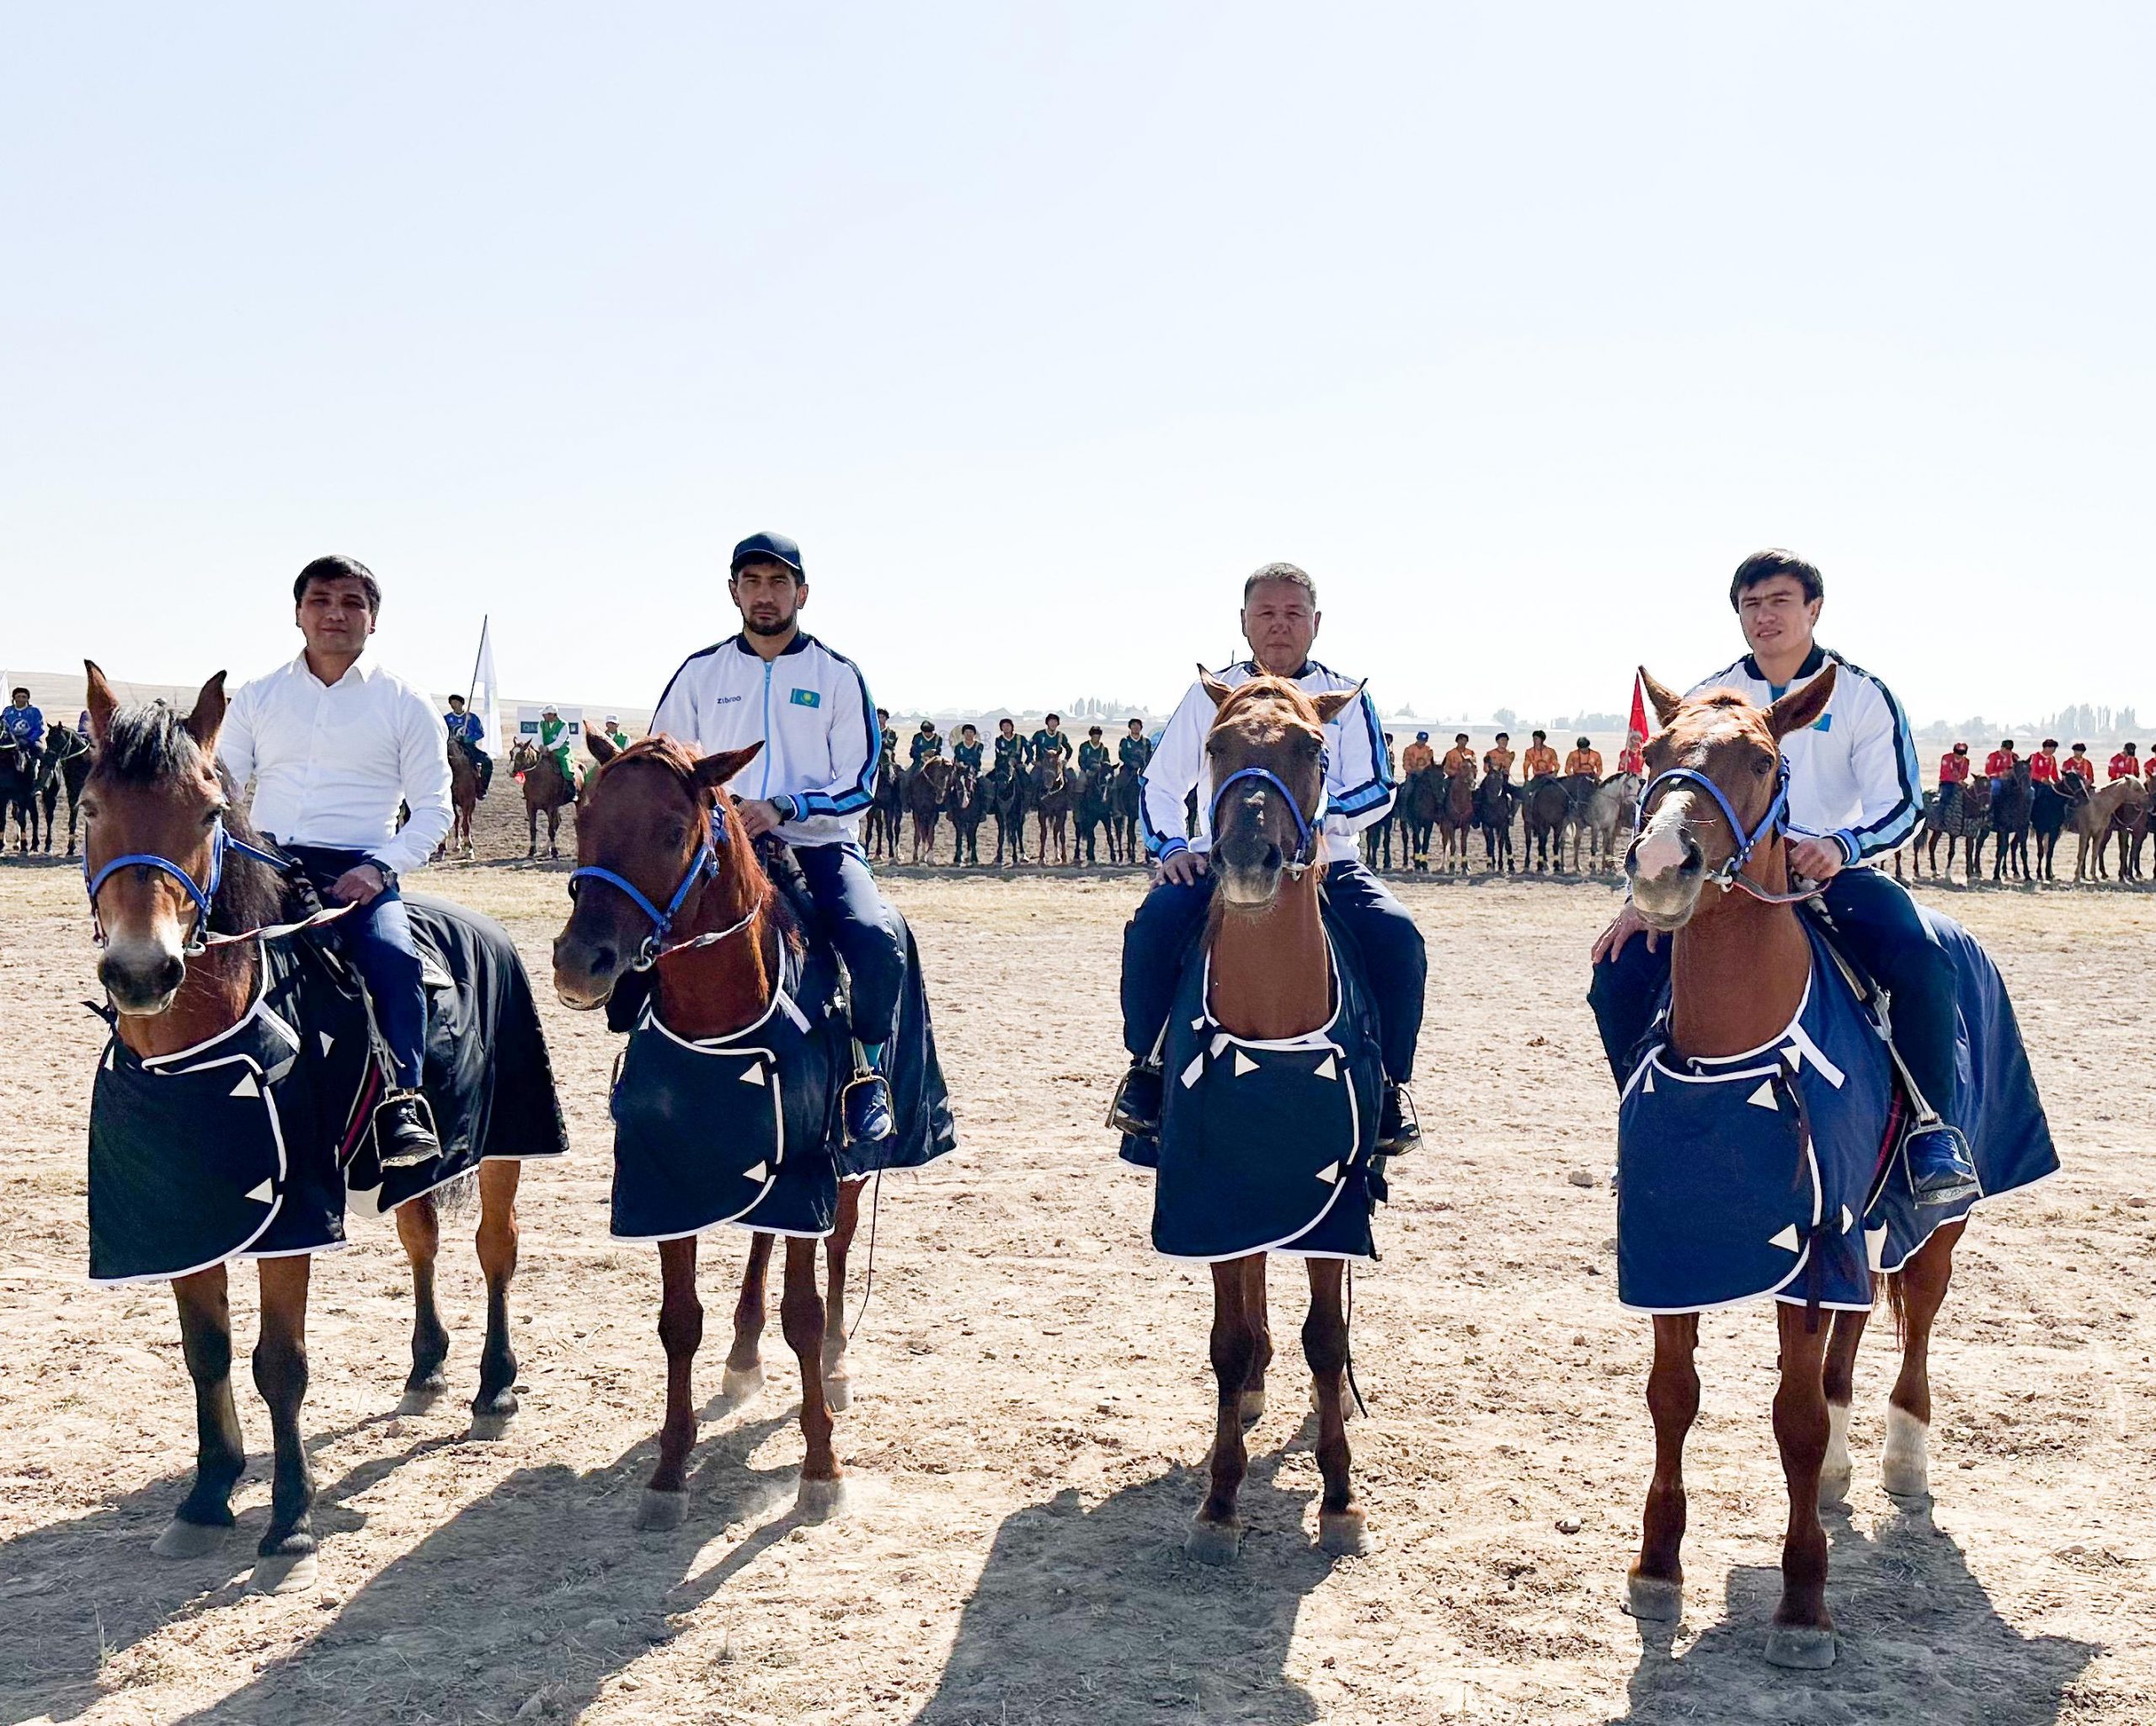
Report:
365,859,399,892
770,795,799,824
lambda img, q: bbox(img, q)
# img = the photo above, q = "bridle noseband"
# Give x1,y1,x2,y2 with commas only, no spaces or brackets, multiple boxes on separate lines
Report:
84,816,331,954
1209,760,1326,879
1634,756,1822,905
568,806,758,970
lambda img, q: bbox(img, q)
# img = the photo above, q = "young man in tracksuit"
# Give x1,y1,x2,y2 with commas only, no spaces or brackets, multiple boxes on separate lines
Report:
1587,548,1977,1204
1109,561,1426,1153
649,531,899,1144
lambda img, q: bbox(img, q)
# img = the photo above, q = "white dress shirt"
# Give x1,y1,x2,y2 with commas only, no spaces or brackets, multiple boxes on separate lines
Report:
219,653,453,877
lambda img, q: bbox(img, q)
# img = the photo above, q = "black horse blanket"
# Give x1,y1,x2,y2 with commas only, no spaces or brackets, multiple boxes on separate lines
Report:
1614,908,2056,1315
88,896,568,1285
610,910,955,1242
1129,922,1388,1262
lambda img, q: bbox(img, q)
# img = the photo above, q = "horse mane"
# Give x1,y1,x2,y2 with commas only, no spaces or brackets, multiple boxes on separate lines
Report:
1211,675,1321,743
97,702,294,937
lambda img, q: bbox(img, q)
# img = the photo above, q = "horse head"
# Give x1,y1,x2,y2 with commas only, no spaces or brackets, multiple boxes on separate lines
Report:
1625,665,1835,932
1198,666,1357,910
78,662,282,1016
552,733,764,1010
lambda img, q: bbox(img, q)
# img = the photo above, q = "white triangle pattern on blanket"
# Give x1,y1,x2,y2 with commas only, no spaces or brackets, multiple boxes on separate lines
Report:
1233,1050,1257,1077
245,1179,275,1204
1314,1162,1339,1184
742,1162,767,1184
103,1047,115,1071
1769,1224,1801,1252
1181,1052,1205,1089
1315,1054,1337,1081
1748,1081,1777,1110
230,1073,259,1098
739,1063,766,1087
319,1031,335,1056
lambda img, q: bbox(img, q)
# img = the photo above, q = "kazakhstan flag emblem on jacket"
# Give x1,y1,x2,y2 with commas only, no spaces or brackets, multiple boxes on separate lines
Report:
789,687,821,708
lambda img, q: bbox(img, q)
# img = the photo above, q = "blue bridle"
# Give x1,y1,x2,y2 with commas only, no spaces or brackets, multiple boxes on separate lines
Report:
567,809,727,970
1209,763,1324,877
1634,756,1796,892
83,816,293,954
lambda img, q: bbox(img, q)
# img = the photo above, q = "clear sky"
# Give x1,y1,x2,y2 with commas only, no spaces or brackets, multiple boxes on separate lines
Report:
4,3,2149,726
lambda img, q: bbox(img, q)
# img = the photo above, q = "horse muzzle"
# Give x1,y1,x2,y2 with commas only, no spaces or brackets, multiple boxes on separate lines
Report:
99,939,187,1017
552,927,624,1011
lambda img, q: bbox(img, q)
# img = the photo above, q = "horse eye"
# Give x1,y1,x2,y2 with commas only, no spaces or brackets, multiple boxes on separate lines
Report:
1752,759,1770,776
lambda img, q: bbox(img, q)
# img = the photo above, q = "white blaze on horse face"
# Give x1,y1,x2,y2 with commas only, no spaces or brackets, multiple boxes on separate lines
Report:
1631,790,1695,884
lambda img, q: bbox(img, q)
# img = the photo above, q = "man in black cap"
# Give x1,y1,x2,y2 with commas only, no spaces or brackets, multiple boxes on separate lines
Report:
650,532,900,1145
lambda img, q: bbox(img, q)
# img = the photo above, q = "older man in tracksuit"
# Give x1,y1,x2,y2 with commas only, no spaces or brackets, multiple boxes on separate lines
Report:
650,531,899,1144
1109,561,1426,1153
1588,548,1977,1204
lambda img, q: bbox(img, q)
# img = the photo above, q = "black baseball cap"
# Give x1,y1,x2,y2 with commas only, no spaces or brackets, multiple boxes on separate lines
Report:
731,532,804,575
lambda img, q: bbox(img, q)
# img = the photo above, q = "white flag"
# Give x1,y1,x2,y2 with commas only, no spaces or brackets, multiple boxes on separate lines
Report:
469,617,501,764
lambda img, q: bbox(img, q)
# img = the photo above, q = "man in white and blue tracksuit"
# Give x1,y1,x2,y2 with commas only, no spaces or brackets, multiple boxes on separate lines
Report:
650,531,900,1144
1109,561,1427,1153
1588,548,1977,1204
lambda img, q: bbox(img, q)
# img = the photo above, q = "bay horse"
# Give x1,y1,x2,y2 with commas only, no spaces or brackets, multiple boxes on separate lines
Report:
510,738,576,858
1032,747,1074,864
863,751,903,860
988,757,1027,865
552,734,866,1526
1436,765,1476,869
1075,759,1117,863
2030,778,2071,879
1475,769,1516,870
2,732,44,853
947,760,985,865
39,723,94,856
1397,765,1443,869
439,736,479,859
1618,667,2044,1669
1988,760,2032,883
907,756,953,863
1109,760,1144,864
1519,774,1569,872
1169,670,1374,1564
77,665,537,1593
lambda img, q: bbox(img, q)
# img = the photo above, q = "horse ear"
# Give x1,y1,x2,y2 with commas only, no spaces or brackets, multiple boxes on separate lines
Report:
1198,665,1235,709
691,741,763,793
184,671,227,752
1310,681,1364,725
1764,664,1836,740
1638,669,1684,729
587,729,619,767
84,660,119,745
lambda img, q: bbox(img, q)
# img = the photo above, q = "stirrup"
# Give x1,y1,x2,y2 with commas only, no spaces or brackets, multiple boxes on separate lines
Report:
1902,1115,1979,1209
373,1087,441,1170
1106,1063,1163,1140
1377,1082,1421,1155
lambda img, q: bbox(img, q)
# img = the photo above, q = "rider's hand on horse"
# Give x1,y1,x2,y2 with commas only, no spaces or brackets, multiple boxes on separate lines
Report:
1592,900,1658,963
1787,837,1845,883
1160,847,1209,887
737,799,784,840
331,864,388,906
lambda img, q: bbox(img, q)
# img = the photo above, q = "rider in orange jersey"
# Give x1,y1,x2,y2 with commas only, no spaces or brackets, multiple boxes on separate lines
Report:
1440,733,1476,776
1401,731,1436,775
1564,737,1604,778
1523,731,1561,778
1483,735,1515,779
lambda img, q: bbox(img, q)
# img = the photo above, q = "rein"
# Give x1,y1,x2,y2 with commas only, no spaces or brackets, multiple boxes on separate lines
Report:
568,807,763,970
1636,757,1825,906
84,817,352,954
1209,762,1326,879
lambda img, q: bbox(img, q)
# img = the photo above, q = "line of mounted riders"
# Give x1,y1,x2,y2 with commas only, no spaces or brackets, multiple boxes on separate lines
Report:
1896,746,2153,885
0,692,94,856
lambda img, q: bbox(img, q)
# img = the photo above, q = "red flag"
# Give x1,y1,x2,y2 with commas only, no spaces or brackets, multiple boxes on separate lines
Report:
1627,671,1648,746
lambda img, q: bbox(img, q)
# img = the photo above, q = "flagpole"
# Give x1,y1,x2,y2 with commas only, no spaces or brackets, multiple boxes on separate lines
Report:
465,615,488,710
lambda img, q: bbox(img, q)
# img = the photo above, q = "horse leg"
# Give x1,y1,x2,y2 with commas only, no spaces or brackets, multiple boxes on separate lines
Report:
1238,1253,1272,1427
638,1236,702,1529
394,1192,453,1412
549,805,562,860
1305,1258,1367,1555
723,1230,774,1400
526,803,537,858
820,1179,864,1410
250,1255,319,1592
783,1236,846,1517
1627,1312,1700,1620
1766,1304,1835,1668
1189,1254,1257,1563
1819,1307,1870,1504
155,1267,247,1558
470,1159,522,1435
1885,1219,1963,1499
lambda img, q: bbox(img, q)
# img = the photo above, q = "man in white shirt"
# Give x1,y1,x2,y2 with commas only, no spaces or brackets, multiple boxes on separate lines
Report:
1110,562,1425,1152
220,556,453,1168
1588,548,1975,1204
648,531,899,1145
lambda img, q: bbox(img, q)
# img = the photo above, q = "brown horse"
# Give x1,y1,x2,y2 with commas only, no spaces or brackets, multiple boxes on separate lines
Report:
2068,777,2143,881
552,734,862,1526
439,738,479,859
1436,764,1476,868
77,665,528,1593
1622,666,1971,1669
510,738,576,858
1177,670,1372,1564
908,756,953,863
1033,745,1074,864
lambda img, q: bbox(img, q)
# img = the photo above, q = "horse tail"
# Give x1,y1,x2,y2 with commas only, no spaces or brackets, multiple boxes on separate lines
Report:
1876,1264,1909,1345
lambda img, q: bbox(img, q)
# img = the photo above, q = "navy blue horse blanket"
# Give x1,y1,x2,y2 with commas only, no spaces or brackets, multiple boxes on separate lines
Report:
1615,906,2056,1314
88,896,568,1285
610,909,955,1242
1125,920,1388,1262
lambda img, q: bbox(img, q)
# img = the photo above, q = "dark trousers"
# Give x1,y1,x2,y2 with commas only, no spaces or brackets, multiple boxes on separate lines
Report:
797,841,905,1046
1586,864,1960,1114
285,843,428,1090
1120,855,1427,1082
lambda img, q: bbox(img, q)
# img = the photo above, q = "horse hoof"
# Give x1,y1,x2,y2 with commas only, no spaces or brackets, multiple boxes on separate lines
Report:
1882,1407,1930,1499
633,1489,689,1531
720,1364,763,1404
1318,1510,1370,1558
823,1367,852,1413
248,1552,319,1595
1817,1464,1852,1507
152,1517,232,1559
467,1403,517,1442
396,1385,446,1416
1625,1574,1684,1622
1764,1624,1837,1670
1309,1382,1358,1422
1238,1388,1267,1429
1185,1517,1242,1565
796,1476,847,1520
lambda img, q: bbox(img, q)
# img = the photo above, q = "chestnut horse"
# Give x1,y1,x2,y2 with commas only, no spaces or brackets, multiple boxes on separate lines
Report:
510,738,575,858
1436,763,1476,868
552,734,862,1526
77,665,527,1594
1178,670,1373,1563
1621,666,1971,1670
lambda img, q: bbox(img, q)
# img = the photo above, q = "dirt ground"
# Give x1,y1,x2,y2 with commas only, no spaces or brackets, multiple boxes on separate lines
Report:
3,812,2153,1724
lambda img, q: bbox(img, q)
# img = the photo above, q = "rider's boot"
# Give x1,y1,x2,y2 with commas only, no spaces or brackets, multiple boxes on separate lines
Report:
843,1045,895,1147
1107,1061,1164,1141
1903,1114,1980,1207
376,1090,441,1170
1377,1082,1421,1156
